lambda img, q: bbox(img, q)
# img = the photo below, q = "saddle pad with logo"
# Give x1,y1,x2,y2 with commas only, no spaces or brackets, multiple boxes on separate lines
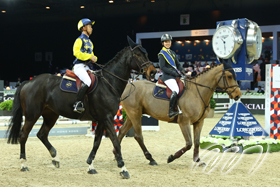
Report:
153,86,184,100
59,76,98,94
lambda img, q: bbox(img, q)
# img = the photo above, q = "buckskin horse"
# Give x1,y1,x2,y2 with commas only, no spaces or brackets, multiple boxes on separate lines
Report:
6,36,156,179
115,62,241,166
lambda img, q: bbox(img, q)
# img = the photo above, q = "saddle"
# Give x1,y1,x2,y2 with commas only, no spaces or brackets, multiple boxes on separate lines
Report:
60,69,97,94
155,77,184,98
64,69,95,91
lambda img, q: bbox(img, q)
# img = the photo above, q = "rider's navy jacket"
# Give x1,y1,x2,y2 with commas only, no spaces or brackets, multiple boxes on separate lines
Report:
158,47,185,82
73,33,97,65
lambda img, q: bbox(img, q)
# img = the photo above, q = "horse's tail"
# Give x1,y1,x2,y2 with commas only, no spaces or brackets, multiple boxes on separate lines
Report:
6,81,28,144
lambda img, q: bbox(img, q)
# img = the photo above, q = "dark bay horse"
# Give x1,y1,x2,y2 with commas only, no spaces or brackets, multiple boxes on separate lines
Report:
116,63,241,166
6,36,156,179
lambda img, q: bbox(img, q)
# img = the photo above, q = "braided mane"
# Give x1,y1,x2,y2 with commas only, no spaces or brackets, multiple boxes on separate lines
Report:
186,64,222,80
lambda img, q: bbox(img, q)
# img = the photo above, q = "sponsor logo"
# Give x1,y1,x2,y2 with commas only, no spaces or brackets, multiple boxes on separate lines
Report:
66,81,72,88
218,121,232,126
214,127,230,134
225,113,233,116
246,68,253,76
222,116,233,120
233,67,242,73
236,127,263,135
238,113,250,116
237,116,253,121
244,104,265,110
237,121,257,127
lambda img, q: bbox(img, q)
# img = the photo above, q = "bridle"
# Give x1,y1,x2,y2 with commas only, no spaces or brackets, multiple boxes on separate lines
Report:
215,68,239,99
94,45,153,101
130,45,153,75
185,67,239,123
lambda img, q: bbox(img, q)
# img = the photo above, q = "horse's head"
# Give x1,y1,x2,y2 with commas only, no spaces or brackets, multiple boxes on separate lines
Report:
127,36,157,80
216,62,241,101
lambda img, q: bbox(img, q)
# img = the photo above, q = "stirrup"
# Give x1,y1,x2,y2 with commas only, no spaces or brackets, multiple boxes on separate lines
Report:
168,111,179,119
177,105,183,115
73,101,84,113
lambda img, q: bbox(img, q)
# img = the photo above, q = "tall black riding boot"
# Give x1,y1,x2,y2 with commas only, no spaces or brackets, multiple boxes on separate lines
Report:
73,83,89,113
168,91,179,119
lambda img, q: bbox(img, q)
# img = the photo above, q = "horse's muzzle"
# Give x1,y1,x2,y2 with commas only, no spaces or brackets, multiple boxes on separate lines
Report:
234,95,240,101
150,70,156,79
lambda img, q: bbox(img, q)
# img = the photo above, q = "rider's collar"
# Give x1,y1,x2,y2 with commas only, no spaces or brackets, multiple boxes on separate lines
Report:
162,47,171,53
81,33,89,38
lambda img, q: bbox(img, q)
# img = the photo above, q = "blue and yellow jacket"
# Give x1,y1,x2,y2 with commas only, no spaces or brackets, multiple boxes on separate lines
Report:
73,33,98,64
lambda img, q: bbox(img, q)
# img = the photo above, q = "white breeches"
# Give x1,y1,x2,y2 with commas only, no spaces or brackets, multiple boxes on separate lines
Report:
73,63,91,87
164,79,179,94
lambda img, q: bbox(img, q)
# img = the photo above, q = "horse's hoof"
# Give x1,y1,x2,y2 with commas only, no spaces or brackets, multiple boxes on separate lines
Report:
52,160,60,168
149,160,158,166
20,167,29,172
167,155,175,163
199,162,206,167
120,171,130,179
88,169,98,174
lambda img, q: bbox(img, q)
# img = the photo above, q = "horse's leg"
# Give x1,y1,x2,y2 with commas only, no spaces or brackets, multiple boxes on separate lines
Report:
37,110,59,168
167,121,192,163
193,120,206,166
133,116,158,166
116,115,157,165
113,117,132,158
104,119,130,179
19,117,40,171
117,117,132,143
86,123,104,174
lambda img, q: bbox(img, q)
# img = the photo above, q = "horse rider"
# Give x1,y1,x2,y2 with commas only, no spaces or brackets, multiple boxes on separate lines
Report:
158,34,186,118
72,18,98,113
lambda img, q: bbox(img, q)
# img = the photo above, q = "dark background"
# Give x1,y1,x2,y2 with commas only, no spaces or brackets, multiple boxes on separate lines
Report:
1,0,280,82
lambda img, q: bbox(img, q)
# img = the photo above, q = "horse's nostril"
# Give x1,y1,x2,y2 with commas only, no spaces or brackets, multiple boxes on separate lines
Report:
235,96,240,101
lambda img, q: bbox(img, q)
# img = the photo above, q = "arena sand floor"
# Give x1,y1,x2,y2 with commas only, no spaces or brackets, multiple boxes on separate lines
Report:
0,114,278,187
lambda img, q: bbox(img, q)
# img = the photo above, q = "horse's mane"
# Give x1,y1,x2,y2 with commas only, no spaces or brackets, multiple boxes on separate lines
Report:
186,63,222,80
102,47,130,68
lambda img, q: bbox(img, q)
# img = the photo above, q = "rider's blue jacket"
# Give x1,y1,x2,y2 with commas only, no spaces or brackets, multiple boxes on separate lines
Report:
73,33,97,65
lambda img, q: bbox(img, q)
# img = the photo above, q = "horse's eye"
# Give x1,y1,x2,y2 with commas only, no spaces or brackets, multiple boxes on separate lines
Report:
227,76,232,79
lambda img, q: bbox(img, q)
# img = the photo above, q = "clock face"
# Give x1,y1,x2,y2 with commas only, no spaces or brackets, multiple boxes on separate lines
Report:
255,27,262,58
212,26,235,59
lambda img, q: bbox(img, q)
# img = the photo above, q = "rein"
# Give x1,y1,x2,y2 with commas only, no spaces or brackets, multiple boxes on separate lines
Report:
94,45,152,101
185,67,239,123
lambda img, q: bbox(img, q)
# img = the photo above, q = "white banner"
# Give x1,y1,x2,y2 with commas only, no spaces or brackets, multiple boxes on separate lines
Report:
265,64,271,134
273,66,280,88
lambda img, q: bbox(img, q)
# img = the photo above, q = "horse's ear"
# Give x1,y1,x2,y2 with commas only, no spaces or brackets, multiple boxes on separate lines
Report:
127,36,137,48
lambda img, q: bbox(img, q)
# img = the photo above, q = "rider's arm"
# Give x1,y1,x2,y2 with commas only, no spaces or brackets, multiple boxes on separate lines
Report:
73,38,97,61
174,52,185,75
158,54,179,77
89,41,98,62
